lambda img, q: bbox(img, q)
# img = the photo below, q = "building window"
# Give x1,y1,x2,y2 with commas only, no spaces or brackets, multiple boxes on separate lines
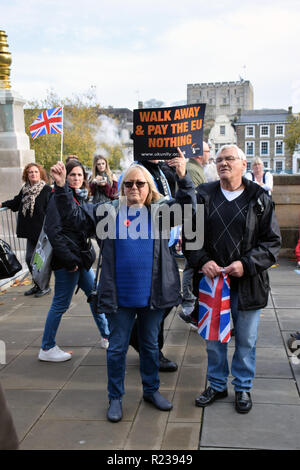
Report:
274,159,285,173
246,161,251,171
220,125,225,135
260,141,269,156
245,126,255,137
275,125,284,136
260,125,270,137
262,159,271,170
275,140,284,155
245,141,254,156
222,98,226,104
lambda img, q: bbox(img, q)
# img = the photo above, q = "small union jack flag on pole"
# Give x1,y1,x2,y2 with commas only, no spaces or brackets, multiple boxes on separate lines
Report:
29,106,63,140
198,272,231,343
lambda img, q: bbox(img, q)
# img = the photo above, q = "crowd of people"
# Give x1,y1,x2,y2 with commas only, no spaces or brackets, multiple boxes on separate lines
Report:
1,141,291,431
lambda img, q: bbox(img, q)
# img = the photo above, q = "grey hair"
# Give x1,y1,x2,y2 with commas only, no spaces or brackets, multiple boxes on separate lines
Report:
251,157,264,167
216,144,246,161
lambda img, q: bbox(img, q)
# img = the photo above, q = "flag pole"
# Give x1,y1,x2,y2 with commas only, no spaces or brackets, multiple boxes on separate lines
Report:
60,106,64,161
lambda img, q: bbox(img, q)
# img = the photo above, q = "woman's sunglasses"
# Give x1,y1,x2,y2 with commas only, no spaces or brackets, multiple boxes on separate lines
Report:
123,180,147,189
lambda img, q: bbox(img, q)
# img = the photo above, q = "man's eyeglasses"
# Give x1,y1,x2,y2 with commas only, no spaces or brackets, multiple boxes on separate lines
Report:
215,156,240,164
123,180,148,188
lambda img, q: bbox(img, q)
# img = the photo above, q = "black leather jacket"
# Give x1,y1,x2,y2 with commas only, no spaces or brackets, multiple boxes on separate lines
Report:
183,177,282,311
44,187,92,271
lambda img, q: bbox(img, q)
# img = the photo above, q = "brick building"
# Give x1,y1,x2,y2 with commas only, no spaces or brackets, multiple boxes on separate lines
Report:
234,108,293,173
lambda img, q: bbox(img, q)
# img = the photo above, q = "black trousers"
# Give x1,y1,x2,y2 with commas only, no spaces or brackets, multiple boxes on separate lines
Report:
129,307,173,353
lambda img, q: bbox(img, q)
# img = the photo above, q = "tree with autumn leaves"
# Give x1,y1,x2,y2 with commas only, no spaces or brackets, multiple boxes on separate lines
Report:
24,88,123,172
285,112,300,155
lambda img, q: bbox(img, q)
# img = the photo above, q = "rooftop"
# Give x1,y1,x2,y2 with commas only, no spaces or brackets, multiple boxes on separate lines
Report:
235,108,290,124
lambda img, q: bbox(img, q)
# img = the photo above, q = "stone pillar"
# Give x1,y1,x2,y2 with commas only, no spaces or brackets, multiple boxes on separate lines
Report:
0,30,35,201
0,90,35,201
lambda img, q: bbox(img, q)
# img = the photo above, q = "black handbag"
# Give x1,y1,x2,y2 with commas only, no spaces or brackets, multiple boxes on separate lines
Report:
80,238,96,271
0,239,22,280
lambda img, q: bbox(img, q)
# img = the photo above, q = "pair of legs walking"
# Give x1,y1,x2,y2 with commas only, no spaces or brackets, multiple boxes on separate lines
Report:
40,268,109,356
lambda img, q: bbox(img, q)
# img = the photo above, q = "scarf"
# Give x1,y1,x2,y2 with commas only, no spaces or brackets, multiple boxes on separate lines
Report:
22,180,46,217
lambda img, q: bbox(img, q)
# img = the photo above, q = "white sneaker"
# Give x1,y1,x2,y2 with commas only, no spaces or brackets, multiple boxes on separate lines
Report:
38,345,72,362
99,338,109,349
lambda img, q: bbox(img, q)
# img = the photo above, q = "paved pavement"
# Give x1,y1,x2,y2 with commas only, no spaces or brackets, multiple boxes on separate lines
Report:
0,257,299,451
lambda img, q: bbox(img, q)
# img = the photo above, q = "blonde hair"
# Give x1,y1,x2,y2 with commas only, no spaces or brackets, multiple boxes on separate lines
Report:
119,164,162,206
92,155,113,184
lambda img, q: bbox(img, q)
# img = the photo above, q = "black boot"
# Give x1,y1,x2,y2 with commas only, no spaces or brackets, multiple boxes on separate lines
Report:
159,351,178,372
24,284,40,296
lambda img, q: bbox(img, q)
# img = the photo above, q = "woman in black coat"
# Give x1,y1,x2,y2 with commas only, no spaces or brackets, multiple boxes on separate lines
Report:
0,162,52,297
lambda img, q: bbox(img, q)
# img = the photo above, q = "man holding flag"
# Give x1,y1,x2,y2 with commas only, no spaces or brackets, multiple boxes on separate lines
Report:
181,144,281,414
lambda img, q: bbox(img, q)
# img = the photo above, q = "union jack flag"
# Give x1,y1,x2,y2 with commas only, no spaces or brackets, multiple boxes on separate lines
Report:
198,272,231,343
29,107,63,140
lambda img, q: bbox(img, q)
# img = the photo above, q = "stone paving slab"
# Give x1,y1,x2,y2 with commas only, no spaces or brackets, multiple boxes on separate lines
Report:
200,402,300,450
0,257,299,451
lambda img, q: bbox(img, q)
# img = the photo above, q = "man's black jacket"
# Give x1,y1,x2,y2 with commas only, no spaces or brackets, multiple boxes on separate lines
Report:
183,177,282,311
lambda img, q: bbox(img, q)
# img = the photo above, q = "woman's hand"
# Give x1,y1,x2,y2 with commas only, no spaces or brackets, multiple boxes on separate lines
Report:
50,162,67,187
167,147,186,179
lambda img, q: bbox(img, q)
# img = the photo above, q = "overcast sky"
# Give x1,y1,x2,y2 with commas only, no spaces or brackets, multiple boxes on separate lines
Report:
2,0,300,112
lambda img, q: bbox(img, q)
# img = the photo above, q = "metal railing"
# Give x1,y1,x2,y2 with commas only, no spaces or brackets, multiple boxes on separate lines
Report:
0,207,28,288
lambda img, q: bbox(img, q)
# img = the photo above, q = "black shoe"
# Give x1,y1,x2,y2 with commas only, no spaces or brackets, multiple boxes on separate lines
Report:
195,386,228,407
107,398,123,422
24,284,40,296
143,390,173,411
235,391,252,414
34,287,51,298
178,311,198,330
159,351,178,372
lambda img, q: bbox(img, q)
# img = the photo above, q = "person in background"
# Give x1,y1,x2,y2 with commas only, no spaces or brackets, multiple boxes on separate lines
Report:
0,163,52,297
287,222,300,355
179,142,210,328
49,150,195,422
65,154,80,165
38,160,110,362
186,141,210,186
245,157,273,196
89,155,118,204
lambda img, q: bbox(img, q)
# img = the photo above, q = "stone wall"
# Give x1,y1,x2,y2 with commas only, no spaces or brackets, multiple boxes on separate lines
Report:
273,174,300,255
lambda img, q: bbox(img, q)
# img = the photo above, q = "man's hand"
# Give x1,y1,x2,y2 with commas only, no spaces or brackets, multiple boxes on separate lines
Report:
50,161,67,187
167,147,186,179
202,260,223,279
68,265,79,272
224,261,244,277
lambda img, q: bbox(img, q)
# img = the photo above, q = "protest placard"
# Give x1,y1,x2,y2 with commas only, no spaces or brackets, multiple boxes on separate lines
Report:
133,103,206,161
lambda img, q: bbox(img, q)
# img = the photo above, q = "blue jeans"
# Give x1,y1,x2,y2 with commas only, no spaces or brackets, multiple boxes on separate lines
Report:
106,307,164,400
206,290,261,392
41,268,110,350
